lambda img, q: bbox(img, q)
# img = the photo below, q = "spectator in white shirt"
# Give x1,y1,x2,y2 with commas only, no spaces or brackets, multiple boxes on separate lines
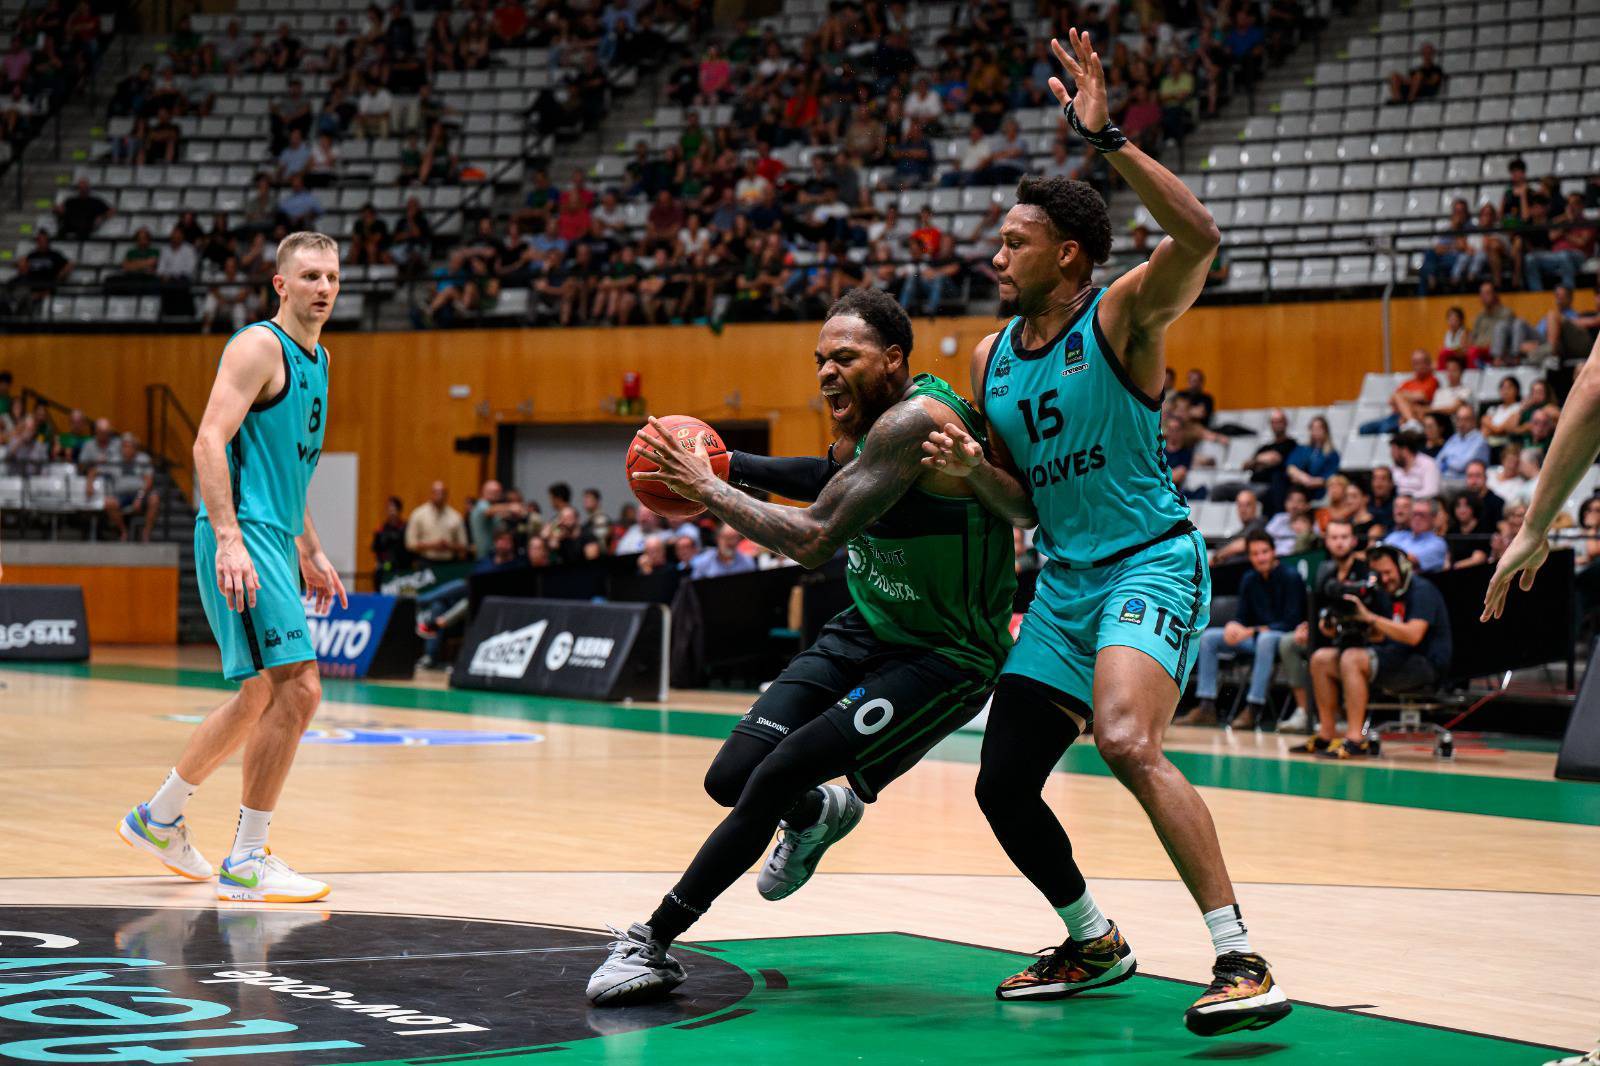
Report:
1486,440,1528,502
1429,353,1473,413
1389,430,1441,500
941,125,992,187
357,78,394,138
904,75,943,130
156,227,197,284
1263,486,1312,556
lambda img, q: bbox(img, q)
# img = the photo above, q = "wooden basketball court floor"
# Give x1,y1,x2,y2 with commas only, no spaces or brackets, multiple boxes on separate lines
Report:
1,645,1597,1063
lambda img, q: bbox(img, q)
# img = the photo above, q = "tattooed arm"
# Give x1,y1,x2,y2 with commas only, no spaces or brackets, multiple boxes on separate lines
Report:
633,404,935,568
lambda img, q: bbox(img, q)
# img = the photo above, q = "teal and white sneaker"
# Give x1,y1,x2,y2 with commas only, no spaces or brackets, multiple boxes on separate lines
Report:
756,783,865,901
217,849,330,903
117,804,213,881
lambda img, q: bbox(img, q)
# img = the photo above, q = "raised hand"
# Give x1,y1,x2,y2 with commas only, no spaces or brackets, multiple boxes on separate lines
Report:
920,422,984,477
1048,30,1108,132
1480,526,1550,622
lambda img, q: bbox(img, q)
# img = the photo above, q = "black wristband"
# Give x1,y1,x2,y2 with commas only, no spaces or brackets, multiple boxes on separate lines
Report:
1063,101,1127,152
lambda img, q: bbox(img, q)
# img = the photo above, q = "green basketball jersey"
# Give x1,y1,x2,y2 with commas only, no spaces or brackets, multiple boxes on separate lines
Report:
845,373,1016,675
198,320,328,537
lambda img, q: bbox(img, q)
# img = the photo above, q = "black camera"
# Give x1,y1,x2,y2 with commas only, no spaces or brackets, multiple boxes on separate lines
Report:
1319,567,1386,649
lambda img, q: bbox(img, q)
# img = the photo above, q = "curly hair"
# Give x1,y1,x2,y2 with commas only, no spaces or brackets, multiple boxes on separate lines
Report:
1015,175,1113,265
825,286,914,360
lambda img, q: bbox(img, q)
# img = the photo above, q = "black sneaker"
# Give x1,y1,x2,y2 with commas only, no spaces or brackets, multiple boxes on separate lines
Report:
1184,951,1292,1036
995,922,1137,1000
1321,737,1379,759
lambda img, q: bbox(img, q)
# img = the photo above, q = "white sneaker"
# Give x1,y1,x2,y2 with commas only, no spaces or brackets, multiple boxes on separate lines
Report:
756,783,864,901
1547,1045,1600,1066
1276,706,1310,734
118,804,214,881
217,849,330,903
587,923,686,1006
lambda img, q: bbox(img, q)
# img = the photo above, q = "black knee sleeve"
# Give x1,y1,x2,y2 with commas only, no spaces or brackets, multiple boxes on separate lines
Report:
702,731,774,808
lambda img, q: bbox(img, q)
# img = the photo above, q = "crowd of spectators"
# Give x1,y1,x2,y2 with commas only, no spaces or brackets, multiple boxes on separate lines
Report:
1415,161,1599,298
1,0,116,158
372,476,779,665
0,371,164,542
410,0,1326,327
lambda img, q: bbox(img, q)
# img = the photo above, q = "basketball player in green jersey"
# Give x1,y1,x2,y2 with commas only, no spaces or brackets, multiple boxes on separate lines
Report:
117,231,346,904
587,287,1026,1005
923,32,1288,1035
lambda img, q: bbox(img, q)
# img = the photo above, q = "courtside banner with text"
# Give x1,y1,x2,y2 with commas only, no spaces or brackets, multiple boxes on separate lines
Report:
303,592,421,679
0,585,89,660
450,597,669,702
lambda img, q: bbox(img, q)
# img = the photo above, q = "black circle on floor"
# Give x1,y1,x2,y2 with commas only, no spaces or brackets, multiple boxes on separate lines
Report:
0,906,753,1061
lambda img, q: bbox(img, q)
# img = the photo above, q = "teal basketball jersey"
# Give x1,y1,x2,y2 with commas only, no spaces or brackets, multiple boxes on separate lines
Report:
983,288,1190,568
198,320,328,537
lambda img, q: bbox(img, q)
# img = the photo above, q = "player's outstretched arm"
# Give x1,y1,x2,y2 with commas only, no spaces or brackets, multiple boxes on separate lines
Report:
727,447,844,503
1483,333,1600,620
194,326,281,610
635,407,934,568
1048,32,1218,363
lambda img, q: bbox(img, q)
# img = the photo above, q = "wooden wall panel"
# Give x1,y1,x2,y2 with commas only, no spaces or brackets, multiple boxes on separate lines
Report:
3,565,177,643
5,288,1587,564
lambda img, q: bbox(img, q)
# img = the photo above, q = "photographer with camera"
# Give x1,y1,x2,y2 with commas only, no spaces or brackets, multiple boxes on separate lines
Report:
1305,545,1453,760
1180,531,1306,729
1277,518,1366,733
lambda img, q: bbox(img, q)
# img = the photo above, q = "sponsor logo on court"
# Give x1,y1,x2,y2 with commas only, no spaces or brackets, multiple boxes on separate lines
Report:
468,621,547,678
201,970,489,1038
1119,598,1147,625
301,727,544,746
0,618,77,649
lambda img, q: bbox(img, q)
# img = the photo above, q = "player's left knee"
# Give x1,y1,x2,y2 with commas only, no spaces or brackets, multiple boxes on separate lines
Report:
1094,722,1160,775
273,664,322,724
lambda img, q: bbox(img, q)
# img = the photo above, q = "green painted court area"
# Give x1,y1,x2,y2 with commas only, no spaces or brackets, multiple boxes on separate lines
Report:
10,660,1599,827
375,933,1566,1065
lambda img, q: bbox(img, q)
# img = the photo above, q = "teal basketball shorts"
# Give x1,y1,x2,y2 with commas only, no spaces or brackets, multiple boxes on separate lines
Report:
195,518,315,681
1002,529,1211,713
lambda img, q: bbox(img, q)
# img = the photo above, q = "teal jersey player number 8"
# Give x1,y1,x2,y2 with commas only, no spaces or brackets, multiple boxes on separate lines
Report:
195,319,330,681
197,319,329,538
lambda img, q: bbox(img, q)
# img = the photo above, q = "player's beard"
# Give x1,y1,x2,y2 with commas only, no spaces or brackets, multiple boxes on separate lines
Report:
998,295,1020,317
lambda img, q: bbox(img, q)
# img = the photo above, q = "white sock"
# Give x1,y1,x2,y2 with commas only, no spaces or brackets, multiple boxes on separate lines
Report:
1054,889,1112,943
1203,904,1252,957
147,769,198,825
230,806,272,862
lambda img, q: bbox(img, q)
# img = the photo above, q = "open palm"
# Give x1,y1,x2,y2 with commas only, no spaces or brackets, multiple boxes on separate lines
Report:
1048,30,1108,131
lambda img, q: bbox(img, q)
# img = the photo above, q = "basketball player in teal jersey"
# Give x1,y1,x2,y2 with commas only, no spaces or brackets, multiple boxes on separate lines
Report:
117,230,346,904
923,32,1288,1036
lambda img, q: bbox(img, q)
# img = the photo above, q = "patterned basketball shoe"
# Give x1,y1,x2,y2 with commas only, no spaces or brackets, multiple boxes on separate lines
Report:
1545,1043,1600,1066
995,922,1138,1000
587,923,687,1006
117,804,213,881
756,784,865,901
1184,952,1292,1036
216,849,331,903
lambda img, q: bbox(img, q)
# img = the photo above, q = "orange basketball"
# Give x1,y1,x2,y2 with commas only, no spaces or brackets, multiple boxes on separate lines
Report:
625,415,730,523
